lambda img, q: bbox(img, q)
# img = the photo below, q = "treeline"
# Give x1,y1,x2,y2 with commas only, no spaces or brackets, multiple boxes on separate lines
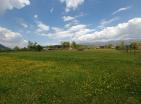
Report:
13,41,43,52
96,41,141,50
0,41,83,52
115,41,141,54
47,41,86,51
115,41,140,50
0,41,43,52
1,41,141,52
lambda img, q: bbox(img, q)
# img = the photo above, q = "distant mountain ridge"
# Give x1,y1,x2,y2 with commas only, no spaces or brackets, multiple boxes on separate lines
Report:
81,39,141,46
0,44,9,50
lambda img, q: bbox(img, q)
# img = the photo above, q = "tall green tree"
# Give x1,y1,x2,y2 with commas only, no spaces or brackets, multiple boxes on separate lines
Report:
61,42,70,49
130,42,138,55
120,41,125,50
71,41,77,49
27,41,43,51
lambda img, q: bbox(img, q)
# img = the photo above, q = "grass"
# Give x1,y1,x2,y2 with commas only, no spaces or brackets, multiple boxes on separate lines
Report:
0,49,141,104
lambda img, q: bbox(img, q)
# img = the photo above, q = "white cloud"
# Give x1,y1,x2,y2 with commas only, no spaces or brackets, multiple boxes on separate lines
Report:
43,18,141,43
60,0,85,12
100,17,119,27
62,16,76,22
35,17,141,44
62,14,85,25
112,6,131,15
0,27,27,48
39,22,94,42
34,14,38,18
0,0,30,13
36,22,50,36
77,18,141,42
50,8,54,13
21,23,28,28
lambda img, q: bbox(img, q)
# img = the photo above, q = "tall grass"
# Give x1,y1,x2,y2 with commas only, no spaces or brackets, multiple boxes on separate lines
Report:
0,49,141,104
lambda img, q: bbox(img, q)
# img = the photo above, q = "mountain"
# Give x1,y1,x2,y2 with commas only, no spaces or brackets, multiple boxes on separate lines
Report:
81,39,141,46
0,44,9,50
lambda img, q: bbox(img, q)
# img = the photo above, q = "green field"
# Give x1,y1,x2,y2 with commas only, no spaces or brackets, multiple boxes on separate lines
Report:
0,50,141,104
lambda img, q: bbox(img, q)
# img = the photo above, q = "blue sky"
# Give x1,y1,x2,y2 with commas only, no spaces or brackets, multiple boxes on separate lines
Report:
0,0,141,47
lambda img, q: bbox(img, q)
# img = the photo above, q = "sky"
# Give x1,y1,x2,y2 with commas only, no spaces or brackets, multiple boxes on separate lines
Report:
0,0,141,48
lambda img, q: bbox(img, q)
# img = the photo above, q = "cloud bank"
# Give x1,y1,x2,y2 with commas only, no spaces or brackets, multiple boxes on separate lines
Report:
36,22,50,36
60,0,85,12
0,0,30,13
0,27,27,48
78,18,141,42
36,17,141,44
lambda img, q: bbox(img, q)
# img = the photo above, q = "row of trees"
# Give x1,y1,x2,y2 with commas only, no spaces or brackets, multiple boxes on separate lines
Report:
13,41,43,52
116,42,139,50
61,41,77,49
12,41,79,51
1,41,140,52
46,41,87,51
96,41,140,50
116,41,141,54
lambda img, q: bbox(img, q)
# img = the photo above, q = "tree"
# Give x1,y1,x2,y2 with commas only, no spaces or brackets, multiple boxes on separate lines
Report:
36,45,43,51
106,44,113,49
125,45,130,53
27,41,43,51
13,46,20,51
120,41,125,50
130,42,138,55
115,46,120,50
71,41,77,49
130,42,138,50
61,41,70,49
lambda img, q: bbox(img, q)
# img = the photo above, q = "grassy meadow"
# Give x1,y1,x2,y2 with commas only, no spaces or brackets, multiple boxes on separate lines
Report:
0,49,141,104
